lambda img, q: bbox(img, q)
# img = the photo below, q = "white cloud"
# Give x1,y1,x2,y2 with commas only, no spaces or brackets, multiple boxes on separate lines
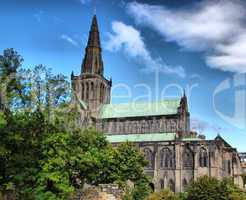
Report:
127,1,246,73
206,34,246,72
60,34,79,47
105,21,185,78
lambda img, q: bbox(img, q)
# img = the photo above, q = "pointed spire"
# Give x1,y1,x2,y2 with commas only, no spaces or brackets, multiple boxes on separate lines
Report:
81,15,104,75
71,71,74,79
87,15,100,48
180,89,187,103
180,88,188,112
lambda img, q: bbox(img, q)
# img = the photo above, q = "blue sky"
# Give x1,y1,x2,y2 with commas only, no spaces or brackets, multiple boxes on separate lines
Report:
1,0,246,151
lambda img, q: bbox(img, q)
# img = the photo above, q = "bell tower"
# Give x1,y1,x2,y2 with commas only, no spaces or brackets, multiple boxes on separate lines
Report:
72,15,112,116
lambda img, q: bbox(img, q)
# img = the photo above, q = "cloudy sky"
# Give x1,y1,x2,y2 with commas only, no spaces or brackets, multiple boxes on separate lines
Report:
1,0,246,151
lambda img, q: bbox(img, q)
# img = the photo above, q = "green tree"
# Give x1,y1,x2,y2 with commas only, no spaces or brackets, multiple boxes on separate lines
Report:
0,110,47,199
145,188,179,200
185,176,246,200
97,142,148,184
219,178,246,200
34,130,149,200
0,48,24,109
123,177,152,200
0,49,150,200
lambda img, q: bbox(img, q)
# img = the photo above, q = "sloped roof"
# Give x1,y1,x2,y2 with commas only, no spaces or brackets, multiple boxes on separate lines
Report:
106,132,176,143
99,99,180,119
215,134,232,148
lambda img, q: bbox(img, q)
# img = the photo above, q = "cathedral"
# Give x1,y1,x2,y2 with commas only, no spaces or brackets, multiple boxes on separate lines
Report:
71,15,244,192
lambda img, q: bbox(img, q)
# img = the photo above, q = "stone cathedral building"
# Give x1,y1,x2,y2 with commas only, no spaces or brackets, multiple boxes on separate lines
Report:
71,15,244,192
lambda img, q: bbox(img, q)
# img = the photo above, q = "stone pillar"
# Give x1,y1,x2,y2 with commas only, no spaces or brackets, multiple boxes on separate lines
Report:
175,143,181,193
193,147,198,181
153,143,159,191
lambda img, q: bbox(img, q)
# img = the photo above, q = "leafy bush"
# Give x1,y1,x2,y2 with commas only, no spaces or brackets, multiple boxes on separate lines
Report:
186,176,246,200
145,188,179,200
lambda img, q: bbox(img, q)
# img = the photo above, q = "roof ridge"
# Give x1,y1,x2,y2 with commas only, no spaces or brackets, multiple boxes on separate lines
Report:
107,98,181,106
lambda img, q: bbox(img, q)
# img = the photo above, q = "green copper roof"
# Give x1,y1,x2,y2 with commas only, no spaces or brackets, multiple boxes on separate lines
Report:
106,133,176,143
99,99,180,119
181,138,202,141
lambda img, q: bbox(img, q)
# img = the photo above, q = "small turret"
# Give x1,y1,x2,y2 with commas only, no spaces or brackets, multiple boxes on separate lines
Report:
71,71,74,79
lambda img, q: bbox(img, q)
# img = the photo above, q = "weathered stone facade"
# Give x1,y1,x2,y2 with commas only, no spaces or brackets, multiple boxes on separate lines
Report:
96,116,188,135
135,136,243,192
72,15,244,192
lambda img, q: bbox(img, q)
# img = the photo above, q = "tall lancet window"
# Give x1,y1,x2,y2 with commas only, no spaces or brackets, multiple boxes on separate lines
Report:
86,82,89,100
183,147,194,169
143,148,154,169
199,147,208,167
160,148,174,169
90,82,94,99
100,84,103,102
81,83,84,100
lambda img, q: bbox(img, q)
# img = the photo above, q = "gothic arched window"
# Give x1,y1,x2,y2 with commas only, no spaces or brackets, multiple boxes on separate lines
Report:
81,83,84,100
183,147,194,169
168,179,175,192
228,160,231,174
182,179,188,191
160,148,173,169
199,147,208,167
90,82,94,99
86,82,89,100
160,179,164,189
143,148,154,169
100,84,104,102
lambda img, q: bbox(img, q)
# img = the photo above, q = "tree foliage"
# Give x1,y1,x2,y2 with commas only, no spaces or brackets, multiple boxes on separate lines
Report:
0,48,149,200
145,188,179,200
186,176,246,200
0,48,24,108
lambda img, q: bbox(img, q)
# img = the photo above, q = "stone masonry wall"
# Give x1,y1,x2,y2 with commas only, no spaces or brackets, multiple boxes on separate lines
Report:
79,184,123,200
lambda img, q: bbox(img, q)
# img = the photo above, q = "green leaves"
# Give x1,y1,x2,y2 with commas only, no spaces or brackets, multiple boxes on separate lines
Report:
185,176,246,200
0,48,150,199
0,112,6,128
145,188,179,200
32,129,150,200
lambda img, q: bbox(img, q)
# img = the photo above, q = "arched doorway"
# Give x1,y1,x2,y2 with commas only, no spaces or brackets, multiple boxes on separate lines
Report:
168,179,175,192
149,182,155,192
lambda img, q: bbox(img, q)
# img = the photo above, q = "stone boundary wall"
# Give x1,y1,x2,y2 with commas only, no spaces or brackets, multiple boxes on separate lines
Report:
79,184,123,200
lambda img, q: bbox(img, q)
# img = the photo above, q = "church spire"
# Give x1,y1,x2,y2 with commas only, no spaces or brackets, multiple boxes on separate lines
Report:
81,15,104,75
87,15,100,48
